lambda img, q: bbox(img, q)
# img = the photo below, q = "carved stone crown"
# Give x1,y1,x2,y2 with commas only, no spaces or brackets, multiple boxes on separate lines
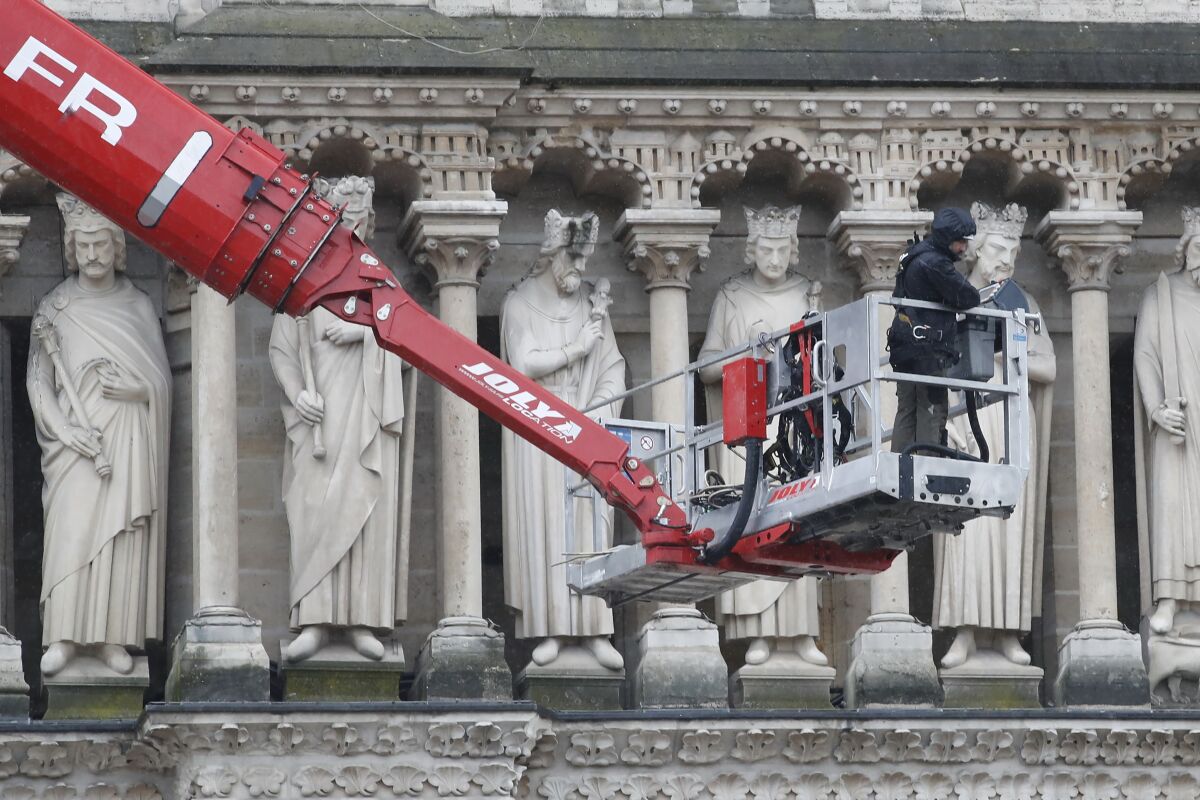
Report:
56,193,122,236
744,205,801,239
971,201,1027,240
543,209,599,255
1182,207,1200,238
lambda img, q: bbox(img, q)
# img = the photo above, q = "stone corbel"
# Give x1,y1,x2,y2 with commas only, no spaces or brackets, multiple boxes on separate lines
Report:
614,209,722,290
1034,210,1143,291
827,210,933,293
398,200,508,291
0,213,31,296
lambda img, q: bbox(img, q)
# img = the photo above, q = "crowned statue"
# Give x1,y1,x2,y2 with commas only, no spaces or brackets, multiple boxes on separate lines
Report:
29,194,171,677
934,202,1055,670
699,205,827,669
269,175,415,663
500,209,626,672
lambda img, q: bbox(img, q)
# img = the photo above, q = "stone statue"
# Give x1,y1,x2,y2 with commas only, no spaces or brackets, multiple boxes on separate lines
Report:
29,194,171,677
934,202,1055,669
698,205,827,669
269,176,414,662
500,209,625,671
1135,207,1200,676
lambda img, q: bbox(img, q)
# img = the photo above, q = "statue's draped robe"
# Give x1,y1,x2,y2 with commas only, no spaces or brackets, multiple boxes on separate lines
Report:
1134,272,1200,605
934,288,1053,632
699,273,821,639
29,278,170,646
270,306,409,630
501,281,625,639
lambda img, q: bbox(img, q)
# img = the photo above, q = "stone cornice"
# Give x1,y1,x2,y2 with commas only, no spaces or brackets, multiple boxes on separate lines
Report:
160,75,520,121
1034,210,1144,292
0,213,30,293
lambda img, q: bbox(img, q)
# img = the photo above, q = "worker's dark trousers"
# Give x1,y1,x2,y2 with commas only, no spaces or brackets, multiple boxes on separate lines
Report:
890,354,951,453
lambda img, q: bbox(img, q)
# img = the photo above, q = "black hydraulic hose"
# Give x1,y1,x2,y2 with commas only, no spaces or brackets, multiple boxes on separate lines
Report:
700,438,763,565
965,390,990,463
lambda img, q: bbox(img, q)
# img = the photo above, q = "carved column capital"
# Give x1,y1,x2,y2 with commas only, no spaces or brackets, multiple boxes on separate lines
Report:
827,210,933,294
1034,210,1143,292
0,213,30,294
614,209,722,291
398,200,508,292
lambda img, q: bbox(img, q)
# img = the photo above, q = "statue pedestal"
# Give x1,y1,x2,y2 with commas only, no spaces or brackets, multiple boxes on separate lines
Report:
632,607,727,709
940,652,1043,709
165,607,270,702
44,656,148,720
845,613,942,708
0,631,28,717
730,655,835,710
1054,620,1149,707
517,646,624,710
411,616,511,701
280,636,405,701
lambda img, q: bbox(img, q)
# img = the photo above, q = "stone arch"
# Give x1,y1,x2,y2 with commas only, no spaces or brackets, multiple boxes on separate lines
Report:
911,130,1080,212
490,130,653,209
693,128,865,213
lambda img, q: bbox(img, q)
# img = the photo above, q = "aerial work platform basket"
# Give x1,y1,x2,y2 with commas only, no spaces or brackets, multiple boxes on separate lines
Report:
566,293,1036,606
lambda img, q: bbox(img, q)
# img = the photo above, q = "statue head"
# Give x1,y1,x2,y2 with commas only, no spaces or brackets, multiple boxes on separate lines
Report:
57,193,126,278
744,205,800,286
315,176,376,241
533,209,599,296
1178,207,1200,285
964,202,1027,285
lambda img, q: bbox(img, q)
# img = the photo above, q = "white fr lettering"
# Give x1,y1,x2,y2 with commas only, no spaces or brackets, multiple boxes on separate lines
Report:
3,36,136,146
3,36,74,88
58,73,137,146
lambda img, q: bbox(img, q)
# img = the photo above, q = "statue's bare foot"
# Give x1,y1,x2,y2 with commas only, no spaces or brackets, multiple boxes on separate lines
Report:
99,644,134,674
998,632,1032,666
285,625,330,663
1150,600,1178,635
794,636,829,666
940,628,975,669
745,638,770,666
41,641,77,677
585,637,624,671
348,627,385,661
531,637,562,667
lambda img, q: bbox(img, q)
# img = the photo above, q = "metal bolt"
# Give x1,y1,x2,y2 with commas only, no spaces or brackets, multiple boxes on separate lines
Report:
289,188,298,196
247,213,256,221
305,204,314,211
272,176,282,185
273,248,282,257
625,458,639,470
289,259,298,268
263,224,271,232
321,214,330,222
287,227,296,235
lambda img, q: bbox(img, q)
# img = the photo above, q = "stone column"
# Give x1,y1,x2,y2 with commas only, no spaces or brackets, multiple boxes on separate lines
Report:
1035,210,1150,707
828,210,944,708
399,199,512,700
0,213,29,717
166,284,270,701
615,208,729,709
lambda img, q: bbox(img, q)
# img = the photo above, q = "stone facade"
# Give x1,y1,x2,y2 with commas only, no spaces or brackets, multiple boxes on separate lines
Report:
2,0,1200,795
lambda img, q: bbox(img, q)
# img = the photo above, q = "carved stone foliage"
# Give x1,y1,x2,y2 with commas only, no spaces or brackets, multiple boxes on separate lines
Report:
5,719,1200,800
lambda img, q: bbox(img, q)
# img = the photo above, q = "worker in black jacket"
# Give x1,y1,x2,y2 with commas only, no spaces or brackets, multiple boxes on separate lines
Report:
888,207,982,452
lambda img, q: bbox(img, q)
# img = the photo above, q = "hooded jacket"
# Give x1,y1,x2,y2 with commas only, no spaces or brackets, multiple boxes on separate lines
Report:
888,207,982,363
